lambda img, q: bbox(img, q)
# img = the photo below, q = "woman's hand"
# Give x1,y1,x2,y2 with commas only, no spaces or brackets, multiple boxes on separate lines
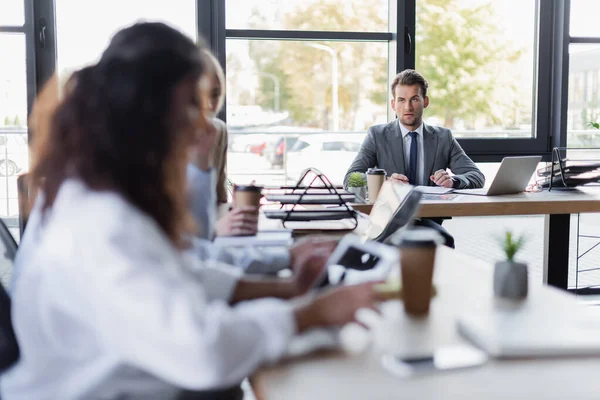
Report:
289,237,338,294
294,282,384,333
215,206,258,237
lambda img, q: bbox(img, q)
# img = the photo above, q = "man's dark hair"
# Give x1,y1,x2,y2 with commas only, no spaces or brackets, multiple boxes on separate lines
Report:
391,69,428,98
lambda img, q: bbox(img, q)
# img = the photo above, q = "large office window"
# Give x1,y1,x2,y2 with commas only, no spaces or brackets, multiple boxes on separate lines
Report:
221,0,557,187
564,0,600,291
224,0,396,186
226,0,389,32
566,0,600,148
55,0,197,82
225,39,388,185
415,0,537,140
0,0,35,285
0,0,34,241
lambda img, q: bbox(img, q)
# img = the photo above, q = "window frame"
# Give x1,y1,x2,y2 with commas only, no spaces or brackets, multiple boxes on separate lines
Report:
200,0,572,162
32,0,574,160
0,0,39,116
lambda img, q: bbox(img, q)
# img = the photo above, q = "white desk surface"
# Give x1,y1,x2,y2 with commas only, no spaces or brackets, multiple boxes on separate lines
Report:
252,247,600,400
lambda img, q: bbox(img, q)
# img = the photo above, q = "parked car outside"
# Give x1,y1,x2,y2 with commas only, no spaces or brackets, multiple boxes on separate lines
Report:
284,133,366,185
228,126,323,157
263,135,300,168
228,133,272,153
0,128,29,177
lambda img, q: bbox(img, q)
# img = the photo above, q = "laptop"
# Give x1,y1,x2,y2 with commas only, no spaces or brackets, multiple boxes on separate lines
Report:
361,181,422,243
454,156,542,196
457,290,600,358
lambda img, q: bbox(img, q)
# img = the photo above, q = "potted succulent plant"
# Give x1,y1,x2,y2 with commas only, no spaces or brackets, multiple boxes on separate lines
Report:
494,231,528,299
347,172,367,203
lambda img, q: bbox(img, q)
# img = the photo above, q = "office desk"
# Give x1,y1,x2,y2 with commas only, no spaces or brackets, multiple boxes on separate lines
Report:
251,247,600,400
352,188,600,290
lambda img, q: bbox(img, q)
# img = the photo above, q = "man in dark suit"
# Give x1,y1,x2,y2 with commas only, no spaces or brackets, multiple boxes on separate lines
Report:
344,69,485,247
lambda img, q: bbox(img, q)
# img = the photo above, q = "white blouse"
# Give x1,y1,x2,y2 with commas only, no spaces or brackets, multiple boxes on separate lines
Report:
1,180,295,399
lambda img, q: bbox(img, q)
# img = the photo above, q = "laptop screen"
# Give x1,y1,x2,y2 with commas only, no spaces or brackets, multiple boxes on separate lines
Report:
363,182,417,242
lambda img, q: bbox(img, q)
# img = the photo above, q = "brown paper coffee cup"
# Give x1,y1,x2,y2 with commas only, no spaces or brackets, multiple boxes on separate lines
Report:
399,227,443,316
366,168,386,204
233,184,263,216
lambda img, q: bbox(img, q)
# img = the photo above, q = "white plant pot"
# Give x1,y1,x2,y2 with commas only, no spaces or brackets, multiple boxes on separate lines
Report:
493,261,528,299
347,186,367,203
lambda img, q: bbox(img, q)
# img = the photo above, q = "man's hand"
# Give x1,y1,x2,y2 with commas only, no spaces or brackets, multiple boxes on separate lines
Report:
215,206,258,237
430,169,454,188
290,237,338,294
389,173,409,184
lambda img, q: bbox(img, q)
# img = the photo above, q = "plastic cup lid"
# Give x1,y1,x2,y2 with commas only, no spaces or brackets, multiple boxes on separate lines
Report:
367,168,386,175
234,184,264,192
398,227,444,247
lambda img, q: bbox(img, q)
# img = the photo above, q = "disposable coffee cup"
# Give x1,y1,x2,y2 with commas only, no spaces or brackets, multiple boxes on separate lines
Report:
398,227,444,317
366,168,386,204
233,184,263,216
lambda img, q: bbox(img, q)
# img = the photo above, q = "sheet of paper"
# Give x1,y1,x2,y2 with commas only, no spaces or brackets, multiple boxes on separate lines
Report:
414,186,454,195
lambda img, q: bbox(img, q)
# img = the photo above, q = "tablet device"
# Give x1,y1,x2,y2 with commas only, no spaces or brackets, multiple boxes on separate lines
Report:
315,234,399,287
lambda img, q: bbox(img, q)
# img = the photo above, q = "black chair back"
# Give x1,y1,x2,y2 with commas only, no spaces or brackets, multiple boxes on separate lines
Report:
0,219,19,372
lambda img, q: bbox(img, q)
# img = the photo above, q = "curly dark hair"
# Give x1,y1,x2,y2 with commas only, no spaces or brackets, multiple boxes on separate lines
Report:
31,22,206,247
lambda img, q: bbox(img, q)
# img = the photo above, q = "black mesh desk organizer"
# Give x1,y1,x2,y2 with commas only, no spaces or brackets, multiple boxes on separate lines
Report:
538,147,600,191
264,168,358,230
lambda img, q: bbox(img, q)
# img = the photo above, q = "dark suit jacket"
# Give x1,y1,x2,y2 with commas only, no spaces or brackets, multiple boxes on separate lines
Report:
344,120,485,189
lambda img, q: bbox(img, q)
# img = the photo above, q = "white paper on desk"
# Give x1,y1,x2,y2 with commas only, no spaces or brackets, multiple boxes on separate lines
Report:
213,230,293,247
414,186,454,195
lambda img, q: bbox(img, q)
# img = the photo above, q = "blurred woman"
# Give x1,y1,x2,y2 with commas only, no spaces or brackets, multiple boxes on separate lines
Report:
187,48,303,275
187,48,259,239
1,22,380,400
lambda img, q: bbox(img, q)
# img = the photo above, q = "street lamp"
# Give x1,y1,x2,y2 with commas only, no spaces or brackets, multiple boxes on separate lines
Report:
257,71,280,112
305,43,339,132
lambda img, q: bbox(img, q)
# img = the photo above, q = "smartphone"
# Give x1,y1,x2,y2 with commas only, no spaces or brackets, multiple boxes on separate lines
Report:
381,344,488,378
314,234,399,288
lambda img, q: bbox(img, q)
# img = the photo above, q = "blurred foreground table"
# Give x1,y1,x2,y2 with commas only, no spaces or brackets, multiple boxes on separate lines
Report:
251,247,600,400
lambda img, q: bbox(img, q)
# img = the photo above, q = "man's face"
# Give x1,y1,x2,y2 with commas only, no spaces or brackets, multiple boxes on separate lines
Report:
391,84,429,129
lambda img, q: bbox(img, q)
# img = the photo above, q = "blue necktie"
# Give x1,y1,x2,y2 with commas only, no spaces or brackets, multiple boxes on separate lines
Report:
408,131,418,185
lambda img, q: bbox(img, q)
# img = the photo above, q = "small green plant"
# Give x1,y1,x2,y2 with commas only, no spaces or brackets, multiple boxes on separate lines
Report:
347,172,367,188
589,121,600,130
501,231,526,262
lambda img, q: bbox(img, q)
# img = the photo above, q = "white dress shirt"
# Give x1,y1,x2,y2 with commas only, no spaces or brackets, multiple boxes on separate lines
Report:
186,164,290,274
1,180,295,399
399,121,425,186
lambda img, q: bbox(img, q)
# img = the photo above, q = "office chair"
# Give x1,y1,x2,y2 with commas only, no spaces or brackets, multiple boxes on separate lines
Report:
0,218,19,372
17,173,32,236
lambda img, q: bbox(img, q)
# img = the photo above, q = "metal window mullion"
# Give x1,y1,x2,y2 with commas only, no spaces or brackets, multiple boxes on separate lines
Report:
550,0,570,150
570,37,600,44
24,0,36,116
0,26,26,32
33,0,57,94
395,0,414,73
225,29,392,42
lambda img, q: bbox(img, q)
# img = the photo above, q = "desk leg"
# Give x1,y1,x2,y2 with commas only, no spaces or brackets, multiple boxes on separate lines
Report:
543,214,570,290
